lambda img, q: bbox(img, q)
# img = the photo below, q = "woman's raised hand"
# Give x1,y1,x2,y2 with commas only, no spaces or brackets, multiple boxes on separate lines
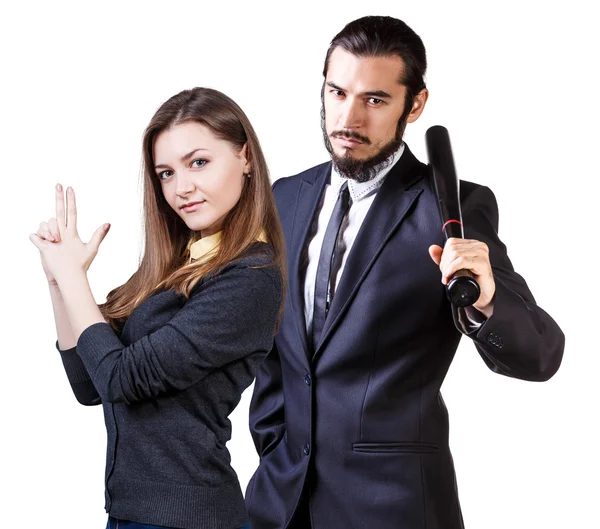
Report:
29,184,111,286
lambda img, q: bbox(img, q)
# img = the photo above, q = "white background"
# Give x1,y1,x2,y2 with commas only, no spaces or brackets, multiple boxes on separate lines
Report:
2,1,598,527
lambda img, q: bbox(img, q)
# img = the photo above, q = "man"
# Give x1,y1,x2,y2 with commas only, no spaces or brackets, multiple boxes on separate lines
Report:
245,16,564,529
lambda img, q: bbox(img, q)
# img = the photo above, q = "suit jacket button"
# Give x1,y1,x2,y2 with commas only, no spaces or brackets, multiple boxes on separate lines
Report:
486,332,504,348
303,443,310,456
304,374,312,386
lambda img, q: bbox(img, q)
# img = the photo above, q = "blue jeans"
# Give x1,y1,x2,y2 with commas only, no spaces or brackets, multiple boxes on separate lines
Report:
106,517,250,529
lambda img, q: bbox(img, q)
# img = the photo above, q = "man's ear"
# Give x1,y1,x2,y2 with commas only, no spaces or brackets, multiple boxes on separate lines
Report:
406,88,429,124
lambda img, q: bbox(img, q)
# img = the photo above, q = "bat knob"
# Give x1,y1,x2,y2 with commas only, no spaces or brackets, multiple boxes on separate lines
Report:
447,275,480,307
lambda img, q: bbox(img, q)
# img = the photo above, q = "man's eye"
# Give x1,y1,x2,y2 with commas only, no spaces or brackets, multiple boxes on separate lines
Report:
368,98,383,105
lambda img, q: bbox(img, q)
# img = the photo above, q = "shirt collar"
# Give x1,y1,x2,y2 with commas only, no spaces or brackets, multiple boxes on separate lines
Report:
330,143,405,202
186,229,268,264
187,231,222,264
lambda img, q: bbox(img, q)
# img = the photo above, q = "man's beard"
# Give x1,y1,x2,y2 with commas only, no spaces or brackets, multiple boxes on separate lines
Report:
321,104,407,183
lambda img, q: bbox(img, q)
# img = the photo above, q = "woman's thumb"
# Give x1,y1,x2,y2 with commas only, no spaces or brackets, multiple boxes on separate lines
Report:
89,223,111,251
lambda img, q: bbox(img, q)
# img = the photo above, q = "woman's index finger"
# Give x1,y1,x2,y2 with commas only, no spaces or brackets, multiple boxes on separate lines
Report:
55,183,66,228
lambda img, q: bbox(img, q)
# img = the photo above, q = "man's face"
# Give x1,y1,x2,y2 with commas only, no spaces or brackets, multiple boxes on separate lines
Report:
322,47,411,181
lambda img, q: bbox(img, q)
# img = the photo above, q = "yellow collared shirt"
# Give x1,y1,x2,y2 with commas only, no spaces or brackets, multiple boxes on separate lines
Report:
186,230,268,264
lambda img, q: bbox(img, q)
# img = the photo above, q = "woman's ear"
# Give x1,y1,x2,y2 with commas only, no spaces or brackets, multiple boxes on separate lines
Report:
240,142,252,174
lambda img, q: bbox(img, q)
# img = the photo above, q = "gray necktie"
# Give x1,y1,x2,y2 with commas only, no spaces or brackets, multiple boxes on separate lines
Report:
312,182,351,349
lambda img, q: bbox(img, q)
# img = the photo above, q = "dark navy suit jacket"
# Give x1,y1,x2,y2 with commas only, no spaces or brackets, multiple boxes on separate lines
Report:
245,145,564,529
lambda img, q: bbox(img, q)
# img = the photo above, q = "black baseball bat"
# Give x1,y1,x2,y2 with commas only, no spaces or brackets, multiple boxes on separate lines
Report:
425,125,480,307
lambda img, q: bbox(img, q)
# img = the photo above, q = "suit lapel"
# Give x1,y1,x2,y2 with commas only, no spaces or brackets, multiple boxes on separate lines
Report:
287,163,331,359
313,147,425,360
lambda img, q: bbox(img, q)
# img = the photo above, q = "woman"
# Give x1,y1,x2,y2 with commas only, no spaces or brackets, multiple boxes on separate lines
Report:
29,87,286,529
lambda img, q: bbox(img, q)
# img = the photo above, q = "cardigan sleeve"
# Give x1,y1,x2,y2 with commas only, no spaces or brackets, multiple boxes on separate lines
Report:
75,264,282,404
56,342,102,406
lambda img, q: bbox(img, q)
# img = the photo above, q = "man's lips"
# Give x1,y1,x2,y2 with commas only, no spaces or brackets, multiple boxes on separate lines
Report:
334,135,364,145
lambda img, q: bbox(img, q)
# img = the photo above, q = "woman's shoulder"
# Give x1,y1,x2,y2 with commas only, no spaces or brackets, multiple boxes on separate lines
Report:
235,241,277,267
192,242,281,295
226,242,280,283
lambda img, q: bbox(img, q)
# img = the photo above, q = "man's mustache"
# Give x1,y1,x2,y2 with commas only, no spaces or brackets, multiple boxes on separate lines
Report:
331,130,371,145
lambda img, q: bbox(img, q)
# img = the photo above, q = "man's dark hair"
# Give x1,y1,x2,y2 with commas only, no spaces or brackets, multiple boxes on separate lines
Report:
323,16,427,117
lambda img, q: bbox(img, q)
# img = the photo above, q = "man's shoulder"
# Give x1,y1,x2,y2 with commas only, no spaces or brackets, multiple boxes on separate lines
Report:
459,179,497,202
271,161,331,192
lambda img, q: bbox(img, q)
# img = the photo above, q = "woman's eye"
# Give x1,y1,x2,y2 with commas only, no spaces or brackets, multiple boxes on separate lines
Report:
192,159,207,168
158,170,173,180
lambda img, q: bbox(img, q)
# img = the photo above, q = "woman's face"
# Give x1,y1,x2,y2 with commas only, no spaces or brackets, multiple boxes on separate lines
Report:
153,121,250,237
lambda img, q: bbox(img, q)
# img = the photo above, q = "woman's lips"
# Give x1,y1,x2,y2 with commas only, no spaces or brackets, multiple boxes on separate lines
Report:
181,201,204,213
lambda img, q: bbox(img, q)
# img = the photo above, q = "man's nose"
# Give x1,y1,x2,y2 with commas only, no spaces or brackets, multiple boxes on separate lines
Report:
338,97,364,130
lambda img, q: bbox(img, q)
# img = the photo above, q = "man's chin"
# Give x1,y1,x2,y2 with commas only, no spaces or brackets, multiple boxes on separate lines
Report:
333,146,370,161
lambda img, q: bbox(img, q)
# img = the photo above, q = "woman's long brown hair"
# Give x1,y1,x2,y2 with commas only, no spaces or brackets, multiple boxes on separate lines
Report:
99,87,286,332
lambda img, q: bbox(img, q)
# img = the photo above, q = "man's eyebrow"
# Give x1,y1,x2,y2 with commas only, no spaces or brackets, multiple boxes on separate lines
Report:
326,81,345,92
363,89,392,99
326,82,391,99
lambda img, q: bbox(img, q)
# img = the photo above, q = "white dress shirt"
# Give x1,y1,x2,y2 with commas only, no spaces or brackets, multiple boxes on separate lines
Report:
303,144,484,337
303,145,405,336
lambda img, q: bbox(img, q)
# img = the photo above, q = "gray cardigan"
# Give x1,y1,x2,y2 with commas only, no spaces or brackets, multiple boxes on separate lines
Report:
56,243,282,529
